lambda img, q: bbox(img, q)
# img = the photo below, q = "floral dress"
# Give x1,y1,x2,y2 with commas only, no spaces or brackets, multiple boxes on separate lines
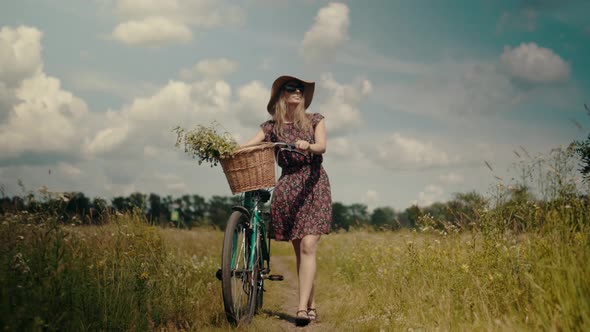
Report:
260,113,332,241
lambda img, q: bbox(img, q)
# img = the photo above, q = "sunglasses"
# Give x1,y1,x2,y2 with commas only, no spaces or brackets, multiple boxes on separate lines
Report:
283,82,305,93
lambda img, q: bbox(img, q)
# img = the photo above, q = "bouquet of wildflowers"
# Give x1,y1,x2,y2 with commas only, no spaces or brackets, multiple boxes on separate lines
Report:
173,121,238,167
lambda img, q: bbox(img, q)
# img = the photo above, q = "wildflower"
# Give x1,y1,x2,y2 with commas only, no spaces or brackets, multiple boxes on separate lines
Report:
461,264,469,272
12,252,30,274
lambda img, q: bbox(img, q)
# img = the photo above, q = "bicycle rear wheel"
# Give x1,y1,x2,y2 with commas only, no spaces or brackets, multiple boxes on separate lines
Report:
221,211,258,325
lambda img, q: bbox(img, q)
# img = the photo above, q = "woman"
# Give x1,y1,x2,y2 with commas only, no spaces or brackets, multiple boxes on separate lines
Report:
244,75,332,326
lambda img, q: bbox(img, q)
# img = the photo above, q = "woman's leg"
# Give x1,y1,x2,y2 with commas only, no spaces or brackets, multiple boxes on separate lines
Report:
292,234,321,313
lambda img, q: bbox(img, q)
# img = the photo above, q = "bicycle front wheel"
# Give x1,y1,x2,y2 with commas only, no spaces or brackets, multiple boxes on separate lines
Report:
221,211,258,325
255,235,264,312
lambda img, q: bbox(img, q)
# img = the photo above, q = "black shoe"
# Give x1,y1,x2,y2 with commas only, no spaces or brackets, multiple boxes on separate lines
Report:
295,310,310,327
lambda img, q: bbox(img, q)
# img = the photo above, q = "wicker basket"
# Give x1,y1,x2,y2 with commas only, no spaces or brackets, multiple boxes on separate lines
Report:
220,142,276,194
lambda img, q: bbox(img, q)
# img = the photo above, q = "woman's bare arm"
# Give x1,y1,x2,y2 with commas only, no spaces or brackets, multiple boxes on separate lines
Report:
310,119,327,154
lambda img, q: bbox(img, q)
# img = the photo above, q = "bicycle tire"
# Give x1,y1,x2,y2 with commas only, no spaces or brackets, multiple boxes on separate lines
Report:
221,211,258,325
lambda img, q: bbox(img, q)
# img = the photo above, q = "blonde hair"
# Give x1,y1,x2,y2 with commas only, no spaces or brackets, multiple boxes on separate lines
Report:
272,92,312,138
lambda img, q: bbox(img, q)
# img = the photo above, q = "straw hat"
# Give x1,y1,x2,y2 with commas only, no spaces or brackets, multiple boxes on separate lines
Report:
266,75,315,114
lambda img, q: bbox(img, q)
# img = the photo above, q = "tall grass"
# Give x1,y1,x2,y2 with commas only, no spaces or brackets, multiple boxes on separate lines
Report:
0,211,224,331
314,201,589,331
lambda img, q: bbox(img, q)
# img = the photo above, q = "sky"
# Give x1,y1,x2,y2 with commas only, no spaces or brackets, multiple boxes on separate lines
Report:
1,0,589,211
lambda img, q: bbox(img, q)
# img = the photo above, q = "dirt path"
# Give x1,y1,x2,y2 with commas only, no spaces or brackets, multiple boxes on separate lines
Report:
263,254,326,331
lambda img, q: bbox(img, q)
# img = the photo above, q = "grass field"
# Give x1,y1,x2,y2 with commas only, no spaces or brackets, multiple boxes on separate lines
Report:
1,195,589,331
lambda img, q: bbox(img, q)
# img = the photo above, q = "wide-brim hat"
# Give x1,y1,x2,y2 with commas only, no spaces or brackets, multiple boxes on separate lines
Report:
266,75,315,114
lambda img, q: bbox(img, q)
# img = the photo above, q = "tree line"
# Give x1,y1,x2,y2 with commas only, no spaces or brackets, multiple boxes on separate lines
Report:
0,188,491,232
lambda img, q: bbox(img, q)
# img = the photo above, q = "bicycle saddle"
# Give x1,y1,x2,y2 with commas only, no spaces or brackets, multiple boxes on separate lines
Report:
253,189,271,203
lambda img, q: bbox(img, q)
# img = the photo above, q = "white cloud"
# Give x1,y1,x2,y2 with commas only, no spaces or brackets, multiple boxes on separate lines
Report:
84,79,233,159
112,17,192,47
85,125,130,157
0,26,43,87
501,42,570,83
373,133,456,170
439,172,464,185
316,73,371,134
233,80,269,128
110,0,244,46
300,2,349,63
0,27,90,160
361,80,373,95
328,137,362,160
180,58,238,80
0,79,86,155
413,184,444,207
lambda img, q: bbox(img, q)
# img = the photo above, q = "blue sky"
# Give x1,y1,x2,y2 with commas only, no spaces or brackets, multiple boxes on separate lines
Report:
1,0,588,210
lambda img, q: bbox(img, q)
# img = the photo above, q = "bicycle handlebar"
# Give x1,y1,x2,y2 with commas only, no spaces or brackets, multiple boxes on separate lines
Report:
273,142,307,157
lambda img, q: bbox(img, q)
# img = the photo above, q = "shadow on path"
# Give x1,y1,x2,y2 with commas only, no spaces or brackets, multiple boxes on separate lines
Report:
261,309,297,325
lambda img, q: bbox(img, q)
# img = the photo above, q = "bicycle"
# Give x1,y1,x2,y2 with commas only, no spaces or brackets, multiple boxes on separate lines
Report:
216,142,306,325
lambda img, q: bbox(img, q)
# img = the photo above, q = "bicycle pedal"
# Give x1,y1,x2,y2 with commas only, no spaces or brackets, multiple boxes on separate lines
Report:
215,268,222,281
267,274,284,281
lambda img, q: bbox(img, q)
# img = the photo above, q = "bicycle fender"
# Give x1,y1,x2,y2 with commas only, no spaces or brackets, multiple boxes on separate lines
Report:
231,206,250,219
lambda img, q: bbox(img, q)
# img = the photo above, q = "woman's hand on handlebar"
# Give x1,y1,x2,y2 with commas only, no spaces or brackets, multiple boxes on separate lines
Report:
273,142,307,157
295,140,311,152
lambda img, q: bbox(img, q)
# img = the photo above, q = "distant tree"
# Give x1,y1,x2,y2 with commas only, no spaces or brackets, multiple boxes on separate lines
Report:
398,204,422,228
91,197,109,224
192,194,208,221
0,197,11,214
370,207,398,230
447,191,487,228
162,195,174,222
128,192,147,213
207,195,237,229
112,196,132,213
331,202,351,231
573,104,590,183
348,203,369,227
423,202,449,223
147,193,163,224
65,192,91,221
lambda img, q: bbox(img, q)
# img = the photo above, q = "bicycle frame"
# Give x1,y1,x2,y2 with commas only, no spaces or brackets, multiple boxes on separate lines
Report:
233,190,270,278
